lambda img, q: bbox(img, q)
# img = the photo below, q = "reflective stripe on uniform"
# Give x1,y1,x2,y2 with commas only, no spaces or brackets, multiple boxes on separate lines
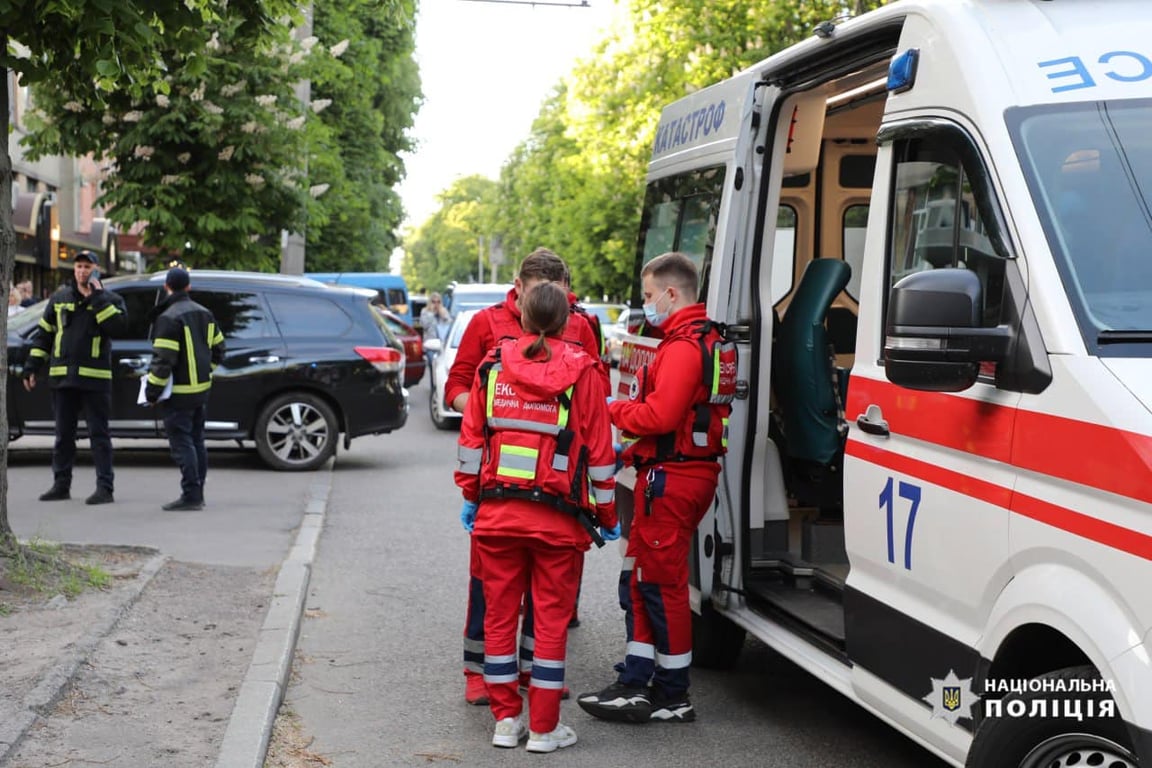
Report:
457,445,482,474
77,366,112,380
95,304,120,323
28,348,48,359
148,373,170,387
91,337,100,357
530,657,565,690
153,338,180,351
486,416,563,435
172,381,211,394
626,641,655,659
496,445,537,481
483,653,519,684
656,650,693,670
588,464,615,481
592,486,614,505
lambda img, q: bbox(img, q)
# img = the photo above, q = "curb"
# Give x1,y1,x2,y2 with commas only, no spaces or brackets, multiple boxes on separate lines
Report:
213,457,333,768
0,547,168,766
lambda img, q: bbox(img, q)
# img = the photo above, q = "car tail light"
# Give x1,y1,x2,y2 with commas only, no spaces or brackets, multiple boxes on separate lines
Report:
355,346,403,373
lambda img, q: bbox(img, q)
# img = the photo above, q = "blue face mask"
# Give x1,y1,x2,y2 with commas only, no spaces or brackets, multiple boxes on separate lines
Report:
642,289,670,327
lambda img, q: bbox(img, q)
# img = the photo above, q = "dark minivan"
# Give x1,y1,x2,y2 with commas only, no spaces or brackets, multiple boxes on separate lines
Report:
7,271,409,471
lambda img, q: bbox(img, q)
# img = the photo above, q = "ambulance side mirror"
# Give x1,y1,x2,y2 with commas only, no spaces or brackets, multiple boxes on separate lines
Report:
883,268,1012,392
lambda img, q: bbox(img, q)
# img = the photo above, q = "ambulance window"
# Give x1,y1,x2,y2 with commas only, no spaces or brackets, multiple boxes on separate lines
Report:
843,204,868,300
633,165,726,303
887,137,1007,328
771,206,797,305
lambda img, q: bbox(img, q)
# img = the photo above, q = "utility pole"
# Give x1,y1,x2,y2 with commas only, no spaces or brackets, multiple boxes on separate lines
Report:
477,235,485,282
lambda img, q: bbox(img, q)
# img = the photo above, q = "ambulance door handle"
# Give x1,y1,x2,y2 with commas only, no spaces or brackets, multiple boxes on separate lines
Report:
855,404,889,437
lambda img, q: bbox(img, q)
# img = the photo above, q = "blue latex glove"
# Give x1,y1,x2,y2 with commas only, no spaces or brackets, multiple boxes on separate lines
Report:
460,500,478,533
606,395,614,405
613,442,624,472
600,522,622,541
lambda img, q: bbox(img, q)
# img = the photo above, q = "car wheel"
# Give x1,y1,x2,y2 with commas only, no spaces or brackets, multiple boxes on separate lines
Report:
965,665,1136,768
429,385,457,431
255,392,338,471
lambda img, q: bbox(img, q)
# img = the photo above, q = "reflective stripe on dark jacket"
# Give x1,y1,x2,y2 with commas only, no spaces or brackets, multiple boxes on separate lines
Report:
146,292,226,409
23,284,127,392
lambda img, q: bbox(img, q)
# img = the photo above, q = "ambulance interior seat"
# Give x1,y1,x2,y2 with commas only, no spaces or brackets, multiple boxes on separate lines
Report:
773,258,851,511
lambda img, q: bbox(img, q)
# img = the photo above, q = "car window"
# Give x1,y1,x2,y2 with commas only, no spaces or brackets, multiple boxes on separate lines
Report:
266,293,352,337
191,290,275,339
108,287,162,340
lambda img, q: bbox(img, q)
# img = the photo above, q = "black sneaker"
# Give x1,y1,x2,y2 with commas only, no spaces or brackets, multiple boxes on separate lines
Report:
576,682,651,723
39,485,71,502
162,497,204,511
85,488,114,505
649,689,696,723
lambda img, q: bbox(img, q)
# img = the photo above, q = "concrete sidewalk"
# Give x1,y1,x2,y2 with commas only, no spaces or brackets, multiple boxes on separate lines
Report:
0,455,331,768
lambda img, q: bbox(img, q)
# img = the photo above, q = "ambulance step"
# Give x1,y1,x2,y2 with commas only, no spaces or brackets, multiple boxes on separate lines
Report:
745,573,846,655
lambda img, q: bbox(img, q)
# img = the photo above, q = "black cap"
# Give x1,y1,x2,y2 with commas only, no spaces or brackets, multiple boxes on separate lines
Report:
166,267,190,291
75,250,99,266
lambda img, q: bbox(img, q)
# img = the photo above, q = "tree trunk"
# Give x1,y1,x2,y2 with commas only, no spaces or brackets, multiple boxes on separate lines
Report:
1,31,16,548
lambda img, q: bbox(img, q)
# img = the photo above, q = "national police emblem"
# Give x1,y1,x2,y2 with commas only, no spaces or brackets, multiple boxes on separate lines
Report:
923,670,978,725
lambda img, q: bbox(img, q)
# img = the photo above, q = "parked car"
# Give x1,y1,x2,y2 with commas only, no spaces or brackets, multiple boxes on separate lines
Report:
375,307,425,387
425,309,479,430
443,282,512,317
7,271,409,471
603,307,646,366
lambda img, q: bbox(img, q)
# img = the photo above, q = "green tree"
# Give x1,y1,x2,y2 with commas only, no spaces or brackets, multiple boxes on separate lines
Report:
485,0,888,301
402,176,499,291
304,0,421,273
0,0,294,548
21,7,329,270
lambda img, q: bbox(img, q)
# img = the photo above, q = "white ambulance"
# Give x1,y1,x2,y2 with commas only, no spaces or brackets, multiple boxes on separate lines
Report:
613,1,1152,765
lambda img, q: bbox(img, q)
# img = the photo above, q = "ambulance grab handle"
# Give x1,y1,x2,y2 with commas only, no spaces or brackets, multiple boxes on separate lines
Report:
855,404,890,437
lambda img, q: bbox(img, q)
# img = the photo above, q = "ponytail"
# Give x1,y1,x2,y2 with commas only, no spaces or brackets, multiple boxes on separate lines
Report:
521,283,569,362
525,330,552,361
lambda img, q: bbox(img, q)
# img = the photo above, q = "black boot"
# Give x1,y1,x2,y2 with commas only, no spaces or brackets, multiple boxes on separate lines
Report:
162,497,204,511
39,484,71,502
85,488,114,505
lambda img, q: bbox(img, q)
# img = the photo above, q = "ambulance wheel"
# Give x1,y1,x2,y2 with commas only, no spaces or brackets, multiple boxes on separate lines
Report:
964,665,1136,768
691,602,745,670
255,392,338,471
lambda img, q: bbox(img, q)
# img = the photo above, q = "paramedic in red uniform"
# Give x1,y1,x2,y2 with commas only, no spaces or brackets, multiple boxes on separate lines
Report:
455,282,619,752
446,248,606,706
578,251,735,725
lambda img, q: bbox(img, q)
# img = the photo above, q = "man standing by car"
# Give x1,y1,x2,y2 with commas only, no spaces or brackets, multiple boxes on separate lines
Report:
22,250,127,505
145,266,226,511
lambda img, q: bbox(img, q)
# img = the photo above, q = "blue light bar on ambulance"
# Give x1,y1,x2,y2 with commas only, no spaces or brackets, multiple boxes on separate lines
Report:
887,48,919,93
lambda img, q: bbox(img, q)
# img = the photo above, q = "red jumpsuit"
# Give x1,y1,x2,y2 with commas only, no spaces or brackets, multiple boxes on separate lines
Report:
447,289,606,685
607,303,729,698
456,336,617,734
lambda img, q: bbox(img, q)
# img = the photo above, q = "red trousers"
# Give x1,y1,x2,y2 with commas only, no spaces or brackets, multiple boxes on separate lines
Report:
474,534,582,734
617,464,717,696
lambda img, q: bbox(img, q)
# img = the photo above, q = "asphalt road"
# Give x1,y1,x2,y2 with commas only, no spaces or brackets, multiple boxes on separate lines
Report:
284,381,952,768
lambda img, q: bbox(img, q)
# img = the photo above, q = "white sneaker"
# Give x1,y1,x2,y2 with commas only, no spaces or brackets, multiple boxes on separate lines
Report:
492,714,528,748
526,723,578,753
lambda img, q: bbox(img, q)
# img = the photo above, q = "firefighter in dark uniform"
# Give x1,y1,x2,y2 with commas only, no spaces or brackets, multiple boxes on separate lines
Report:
144,267,226,511
23,250,127,505
578,251,737,725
